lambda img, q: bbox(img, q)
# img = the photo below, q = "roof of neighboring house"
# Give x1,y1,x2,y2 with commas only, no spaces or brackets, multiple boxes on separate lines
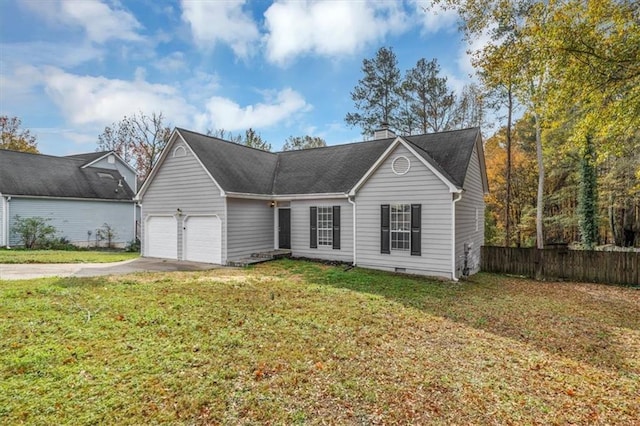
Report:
0,149,135,200
168,127,482,196
65,151,112,163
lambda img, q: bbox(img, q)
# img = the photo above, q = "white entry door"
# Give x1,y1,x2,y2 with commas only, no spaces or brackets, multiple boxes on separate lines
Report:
146,216,178,259
184,215,222,264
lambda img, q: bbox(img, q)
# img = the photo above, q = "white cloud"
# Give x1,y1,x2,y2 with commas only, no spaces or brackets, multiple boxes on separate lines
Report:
457,27,493,79
0,41,103,68
181,0,259,58
410,0,459,34
32,66,306,136
196,88,310,131
264,0,407,66
21,0,142,43
153,51,188,73
0,65,45,105
40,67,196,127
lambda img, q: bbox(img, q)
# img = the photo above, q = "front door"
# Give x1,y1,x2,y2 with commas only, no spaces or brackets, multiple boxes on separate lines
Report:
278,208,291,249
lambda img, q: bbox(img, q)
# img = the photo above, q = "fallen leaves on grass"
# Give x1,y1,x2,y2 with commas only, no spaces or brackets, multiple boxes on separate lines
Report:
0,261,638,424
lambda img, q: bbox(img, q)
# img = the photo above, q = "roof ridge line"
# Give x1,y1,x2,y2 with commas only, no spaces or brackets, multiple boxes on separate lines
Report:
177,127,277,156
0,149,94,164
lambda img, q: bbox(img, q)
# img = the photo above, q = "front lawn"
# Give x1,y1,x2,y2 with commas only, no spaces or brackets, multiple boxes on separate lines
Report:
1,259,638,424
0,249,139,264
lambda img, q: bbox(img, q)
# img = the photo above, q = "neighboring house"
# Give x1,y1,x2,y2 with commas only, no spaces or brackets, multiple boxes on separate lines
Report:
0,149,137,248
137,127,488,279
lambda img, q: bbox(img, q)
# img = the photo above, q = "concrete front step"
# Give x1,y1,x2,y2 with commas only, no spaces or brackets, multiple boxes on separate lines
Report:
227,249,291,267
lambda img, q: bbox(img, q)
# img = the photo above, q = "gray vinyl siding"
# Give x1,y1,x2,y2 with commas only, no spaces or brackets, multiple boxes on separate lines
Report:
290,198,354,263
356,144,453,278
89,156,138,193
226,198,274,260
141,141,226,261
455,143,485,276
7,197,134,247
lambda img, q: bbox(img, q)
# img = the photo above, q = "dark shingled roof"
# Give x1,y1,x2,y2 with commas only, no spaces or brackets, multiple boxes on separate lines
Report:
0,149,135,200
178,128,277,194
405,127,480,188
273,139,392,194
174,127,481,195
65,151,111,163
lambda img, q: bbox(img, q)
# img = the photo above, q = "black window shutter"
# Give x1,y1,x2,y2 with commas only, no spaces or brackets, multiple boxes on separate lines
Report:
332,205,341,250
381,204,390,254
411,204,421,256
310,207,317,248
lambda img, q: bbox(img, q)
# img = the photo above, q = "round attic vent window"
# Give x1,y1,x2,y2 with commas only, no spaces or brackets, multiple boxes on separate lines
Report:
391,155,410,175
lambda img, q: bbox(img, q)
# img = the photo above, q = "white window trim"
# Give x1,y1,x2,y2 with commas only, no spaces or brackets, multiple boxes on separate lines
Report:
173,145,187,157
390,203,410,251
317,206,333,247
391,155,411,175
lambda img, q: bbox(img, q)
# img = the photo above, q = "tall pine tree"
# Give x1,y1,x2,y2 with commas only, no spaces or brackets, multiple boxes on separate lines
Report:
345,47,401,136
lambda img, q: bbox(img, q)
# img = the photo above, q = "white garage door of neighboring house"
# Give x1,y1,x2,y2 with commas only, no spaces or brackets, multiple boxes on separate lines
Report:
146,216,178,259
184,215,222,264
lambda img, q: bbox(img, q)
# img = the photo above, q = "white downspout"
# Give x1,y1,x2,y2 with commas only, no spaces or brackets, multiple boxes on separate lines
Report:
5,196,11,249
347,196,356,266
1,194,5,247
451,192,463,281
273,201,278,250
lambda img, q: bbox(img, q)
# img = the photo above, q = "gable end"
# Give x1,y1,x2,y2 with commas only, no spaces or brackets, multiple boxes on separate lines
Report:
137,130,225,200
349,137,460,196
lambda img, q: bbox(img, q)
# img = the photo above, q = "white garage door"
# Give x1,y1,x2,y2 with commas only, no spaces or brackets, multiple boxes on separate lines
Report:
146,216,178,259
184,216,222,264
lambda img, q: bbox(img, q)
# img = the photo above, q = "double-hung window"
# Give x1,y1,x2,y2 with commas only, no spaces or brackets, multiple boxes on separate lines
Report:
381,204,421,256
390,204,411,250
310,206,341,250
317,206,333,246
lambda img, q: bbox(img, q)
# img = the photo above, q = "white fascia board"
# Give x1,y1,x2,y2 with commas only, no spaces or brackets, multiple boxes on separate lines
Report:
273,193,348,201
476,133,490,195
348,137,461,196
224,192,272,200
225,192,349,201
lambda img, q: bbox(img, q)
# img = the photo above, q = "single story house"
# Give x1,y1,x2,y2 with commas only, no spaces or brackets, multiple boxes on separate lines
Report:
137,126,488,280
0,149,137,248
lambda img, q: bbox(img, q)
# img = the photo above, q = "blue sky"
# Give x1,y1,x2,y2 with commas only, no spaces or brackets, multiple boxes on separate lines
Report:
0,0,485,155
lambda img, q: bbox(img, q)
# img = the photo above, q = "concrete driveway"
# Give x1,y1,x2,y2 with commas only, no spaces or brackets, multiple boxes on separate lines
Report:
0,257,219,280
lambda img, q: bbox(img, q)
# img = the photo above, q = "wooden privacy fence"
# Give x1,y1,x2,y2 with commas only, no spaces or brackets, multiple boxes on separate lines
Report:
481,246,640,286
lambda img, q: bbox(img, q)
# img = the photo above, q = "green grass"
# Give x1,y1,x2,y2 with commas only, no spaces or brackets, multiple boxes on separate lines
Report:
0,249,139,264
1,259,638,424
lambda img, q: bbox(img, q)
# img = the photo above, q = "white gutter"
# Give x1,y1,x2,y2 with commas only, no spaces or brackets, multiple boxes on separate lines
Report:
451,192,463,281
225,191,349,201
3,194,134,203
347,196,357,266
